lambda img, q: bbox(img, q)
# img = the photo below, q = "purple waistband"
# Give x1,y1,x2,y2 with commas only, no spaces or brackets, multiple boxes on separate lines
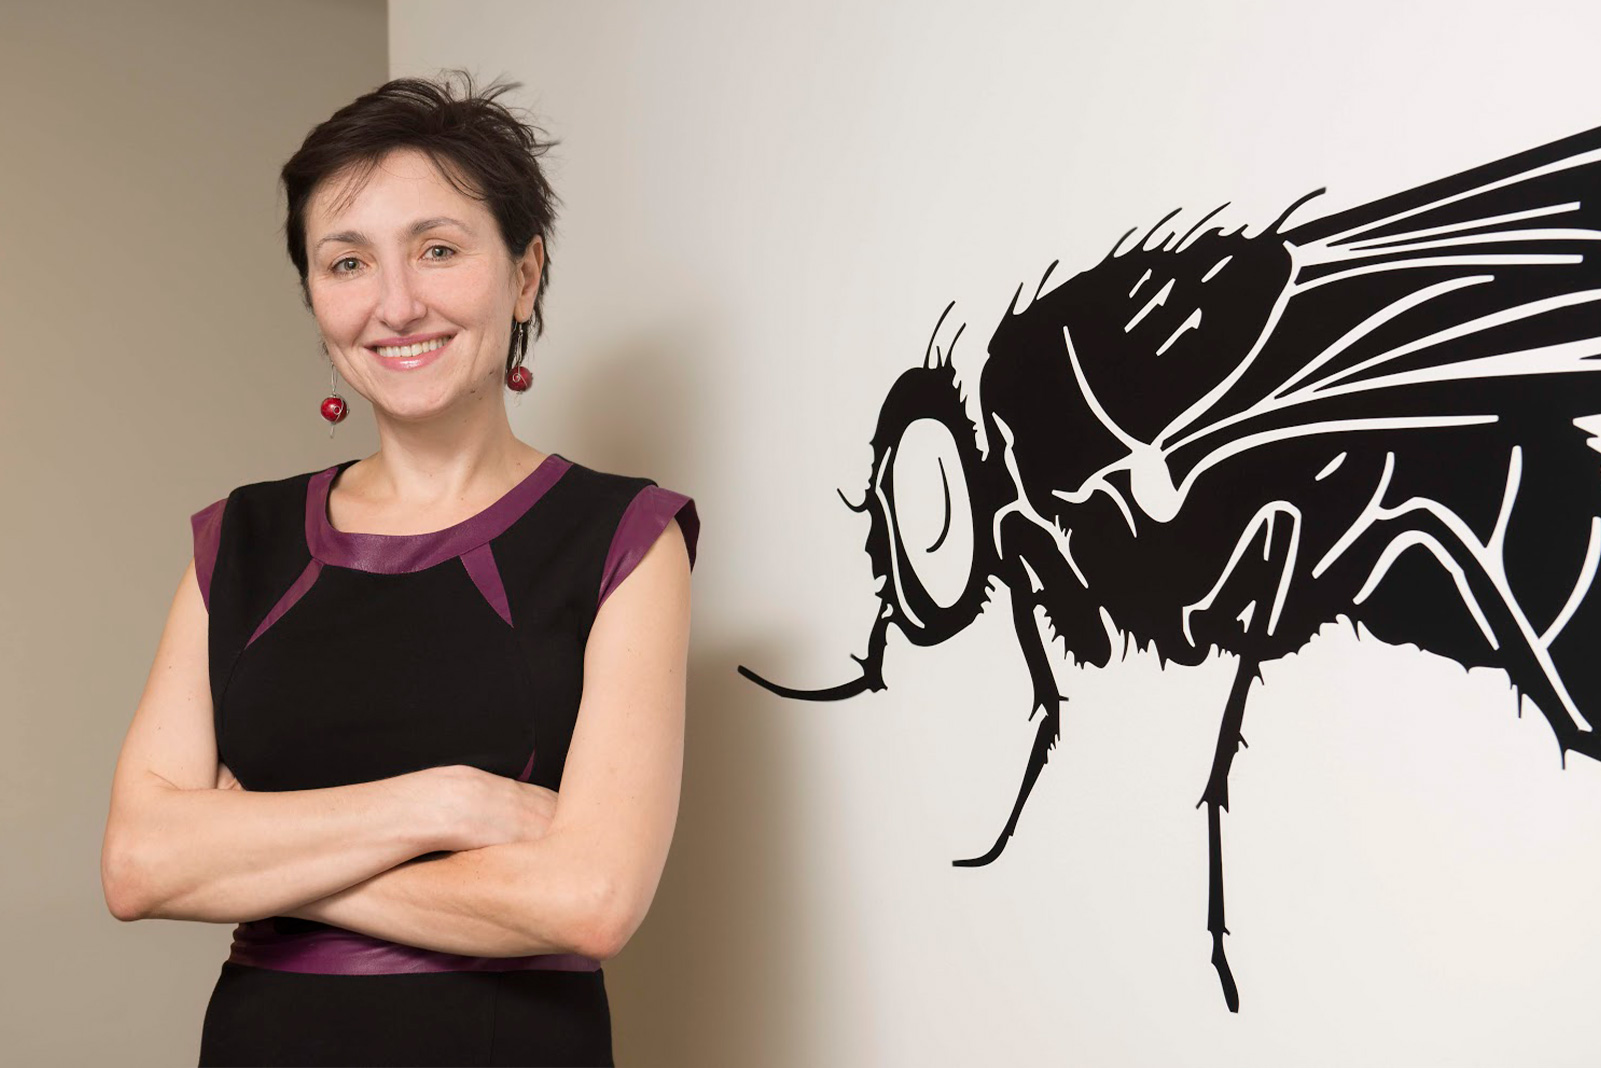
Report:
226,919,601,975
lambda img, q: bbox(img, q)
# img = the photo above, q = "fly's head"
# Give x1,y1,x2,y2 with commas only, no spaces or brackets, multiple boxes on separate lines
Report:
738,311,997,702
850,357,996,648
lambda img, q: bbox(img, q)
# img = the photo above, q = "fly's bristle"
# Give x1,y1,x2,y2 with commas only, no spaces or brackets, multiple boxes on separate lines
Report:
1006,280,1027,317
1107,225,1139,260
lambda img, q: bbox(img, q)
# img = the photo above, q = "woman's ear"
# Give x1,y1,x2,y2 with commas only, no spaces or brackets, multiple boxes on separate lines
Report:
517,235,545,316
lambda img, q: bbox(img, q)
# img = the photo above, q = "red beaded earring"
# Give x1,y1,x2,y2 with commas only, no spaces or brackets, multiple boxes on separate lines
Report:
320,351,348,437
506,316,533,392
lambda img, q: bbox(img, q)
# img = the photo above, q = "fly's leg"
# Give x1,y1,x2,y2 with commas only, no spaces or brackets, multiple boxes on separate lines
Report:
953,561,1063,868
954,504,1112,868
1198,655,1258,1013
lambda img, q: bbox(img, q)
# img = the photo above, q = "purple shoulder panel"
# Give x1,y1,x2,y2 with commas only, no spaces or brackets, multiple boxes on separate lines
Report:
597,486,700,609
190,497,227,612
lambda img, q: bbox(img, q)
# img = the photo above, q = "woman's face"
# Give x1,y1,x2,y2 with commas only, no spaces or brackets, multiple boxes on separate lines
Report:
303,146,543,424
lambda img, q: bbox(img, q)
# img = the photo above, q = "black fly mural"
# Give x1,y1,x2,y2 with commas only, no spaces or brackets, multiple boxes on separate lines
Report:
739,125,1601,1011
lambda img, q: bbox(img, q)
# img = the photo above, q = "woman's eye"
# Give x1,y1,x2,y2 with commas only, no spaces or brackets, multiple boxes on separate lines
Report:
328,247,451,274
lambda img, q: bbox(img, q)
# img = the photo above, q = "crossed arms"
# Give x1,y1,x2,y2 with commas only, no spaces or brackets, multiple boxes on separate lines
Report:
102,519,692,961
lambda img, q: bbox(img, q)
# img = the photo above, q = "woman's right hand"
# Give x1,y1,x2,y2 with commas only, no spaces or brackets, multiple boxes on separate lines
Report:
427,765,559,853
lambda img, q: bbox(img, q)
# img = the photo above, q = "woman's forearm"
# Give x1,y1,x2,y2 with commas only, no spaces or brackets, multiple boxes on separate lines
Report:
109,771,448,924
284,828,608,959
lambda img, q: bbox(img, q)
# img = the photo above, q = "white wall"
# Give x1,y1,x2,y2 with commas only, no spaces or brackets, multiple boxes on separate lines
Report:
391,2,1601,1064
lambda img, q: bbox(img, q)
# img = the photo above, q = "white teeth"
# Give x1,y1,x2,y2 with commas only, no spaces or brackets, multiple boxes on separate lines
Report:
375,336,449,358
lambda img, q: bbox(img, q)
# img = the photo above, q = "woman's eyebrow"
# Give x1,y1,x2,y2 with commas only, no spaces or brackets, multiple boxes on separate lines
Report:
314,216,472,251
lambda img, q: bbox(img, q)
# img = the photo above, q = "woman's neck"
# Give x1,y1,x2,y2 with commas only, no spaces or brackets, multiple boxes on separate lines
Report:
344,405,547,520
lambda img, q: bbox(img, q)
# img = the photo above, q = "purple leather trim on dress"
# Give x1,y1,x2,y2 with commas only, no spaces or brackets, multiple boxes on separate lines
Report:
306,454,573,574
460,543,513,627
246,558,323,648
518,746,538,783
226,919,601,975
190,497,226,612
597,486,700,609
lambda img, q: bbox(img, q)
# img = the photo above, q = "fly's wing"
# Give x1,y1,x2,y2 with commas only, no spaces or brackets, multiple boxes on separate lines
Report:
1145,124,1601,761
1159,124,1601,484
988,129,1599,524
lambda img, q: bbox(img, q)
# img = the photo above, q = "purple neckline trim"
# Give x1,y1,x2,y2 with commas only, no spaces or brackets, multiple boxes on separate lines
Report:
227,919,600,975
306,454,572,573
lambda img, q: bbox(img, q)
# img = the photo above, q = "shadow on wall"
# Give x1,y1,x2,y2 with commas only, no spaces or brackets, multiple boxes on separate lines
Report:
607,646,821,1068
555,320,821,1064
551,317,714,480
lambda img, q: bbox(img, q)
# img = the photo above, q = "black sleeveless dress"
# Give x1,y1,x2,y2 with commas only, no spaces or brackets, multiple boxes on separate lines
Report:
188,453,698,1067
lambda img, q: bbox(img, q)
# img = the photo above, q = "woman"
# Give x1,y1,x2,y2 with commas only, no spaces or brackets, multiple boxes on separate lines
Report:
101,72,697,1066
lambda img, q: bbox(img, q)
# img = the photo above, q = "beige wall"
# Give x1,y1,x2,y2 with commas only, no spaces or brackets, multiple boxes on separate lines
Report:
0,2,386,1063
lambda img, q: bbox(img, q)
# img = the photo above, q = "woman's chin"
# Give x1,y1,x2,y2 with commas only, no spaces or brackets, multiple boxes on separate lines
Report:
372,387,486,425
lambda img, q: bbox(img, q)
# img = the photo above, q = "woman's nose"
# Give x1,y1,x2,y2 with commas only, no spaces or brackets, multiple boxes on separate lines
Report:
376,260,427,330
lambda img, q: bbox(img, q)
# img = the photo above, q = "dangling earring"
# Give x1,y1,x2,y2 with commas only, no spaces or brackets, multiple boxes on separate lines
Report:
320,357,348,437
506,317,533,392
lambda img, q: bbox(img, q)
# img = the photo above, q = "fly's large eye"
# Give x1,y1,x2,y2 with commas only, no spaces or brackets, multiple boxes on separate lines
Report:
889,418,974,609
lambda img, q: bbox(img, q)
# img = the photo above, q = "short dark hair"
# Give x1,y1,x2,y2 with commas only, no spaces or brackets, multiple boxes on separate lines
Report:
280,69,562,344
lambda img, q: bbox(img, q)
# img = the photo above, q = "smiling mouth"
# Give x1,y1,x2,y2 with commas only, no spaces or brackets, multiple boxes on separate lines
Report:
370,334,454,358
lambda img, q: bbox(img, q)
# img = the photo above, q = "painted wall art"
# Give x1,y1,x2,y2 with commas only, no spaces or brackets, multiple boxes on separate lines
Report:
740,125,1601,1012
